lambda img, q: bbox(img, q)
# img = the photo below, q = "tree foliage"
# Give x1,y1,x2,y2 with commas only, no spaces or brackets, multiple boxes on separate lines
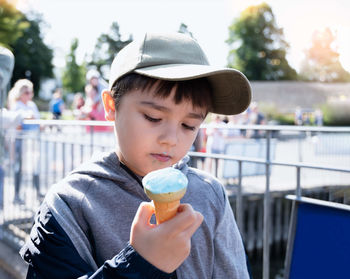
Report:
226,2,297,80
90,22,132,79
300,28,350,82
1,2,53,96
11,13,54,96
0,0,29,48
62,38,86,93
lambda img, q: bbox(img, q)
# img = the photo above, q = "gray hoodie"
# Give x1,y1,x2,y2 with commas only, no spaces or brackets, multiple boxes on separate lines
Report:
45,151,249,279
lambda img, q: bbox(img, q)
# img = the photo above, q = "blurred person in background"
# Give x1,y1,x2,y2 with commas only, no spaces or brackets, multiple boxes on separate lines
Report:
86,69,108,99
0,47,14,107
0,47,19,130
238,110,250,137
0,46,18,209
8,79,40,203
49,88,65,119
82,84,98,118
82,84,112,132
249,102,266,138
189,127,205,168
84,85,105,121
315,109,323,126
206,114,226,154
72,92,85,119
302,112,311,126
8,79,40,121
224,115,242,139
294,106,303,126
205,114,226,173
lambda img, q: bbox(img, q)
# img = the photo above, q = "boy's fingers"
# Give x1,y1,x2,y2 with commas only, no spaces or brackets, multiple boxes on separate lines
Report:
176,203,189,213
182,211,203,237
134,202,155,227
161,203,201,233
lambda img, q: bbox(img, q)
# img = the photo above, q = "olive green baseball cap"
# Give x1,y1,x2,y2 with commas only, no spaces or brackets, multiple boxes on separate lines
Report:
108,32,251,115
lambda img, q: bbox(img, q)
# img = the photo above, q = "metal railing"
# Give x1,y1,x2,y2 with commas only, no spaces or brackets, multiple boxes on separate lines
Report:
1,120,350,279
192,124,350,279
189,149,350,278
190,124,350,279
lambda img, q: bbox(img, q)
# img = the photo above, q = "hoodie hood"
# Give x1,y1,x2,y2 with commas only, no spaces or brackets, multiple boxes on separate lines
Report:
72,151,128,183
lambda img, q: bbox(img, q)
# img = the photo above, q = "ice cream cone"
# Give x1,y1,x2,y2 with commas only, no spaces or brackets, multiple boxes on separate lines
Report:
153,200,180,224
144,187,187,224
142,167,188,224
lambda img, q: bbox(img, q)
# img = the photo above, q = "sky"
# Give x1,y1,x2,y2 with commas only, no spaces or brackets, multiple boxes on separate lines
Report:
16,0,350,74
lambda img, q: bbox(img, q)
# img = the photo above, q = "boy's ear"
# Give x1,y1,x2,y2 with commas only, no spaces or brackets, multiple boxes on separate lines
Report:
102,90,115,121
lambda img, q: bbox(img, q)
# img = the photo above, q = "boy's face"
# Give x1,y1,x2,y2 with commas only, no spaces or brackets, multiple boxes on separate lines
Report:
103,85,206,176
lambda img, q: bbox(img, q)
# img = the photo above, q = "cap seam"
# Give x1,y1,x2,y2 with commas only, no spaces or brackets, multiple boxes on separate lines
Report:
137,33,148,68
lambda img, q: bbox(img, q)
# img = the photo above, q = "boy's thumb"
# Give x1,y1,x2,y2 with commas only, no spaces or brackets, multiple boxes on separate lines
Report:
134,202,155,227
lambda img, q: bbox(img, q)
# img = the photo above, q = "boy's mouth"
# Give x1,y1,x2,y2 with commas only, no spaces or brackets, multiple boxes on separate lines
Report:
151,153,172,162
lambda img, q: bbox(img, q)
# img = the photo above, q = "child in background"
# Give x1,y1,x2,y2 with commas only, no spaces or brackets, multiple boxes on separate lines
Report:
72,92,85,119
49,88,65,119
21,32,252,278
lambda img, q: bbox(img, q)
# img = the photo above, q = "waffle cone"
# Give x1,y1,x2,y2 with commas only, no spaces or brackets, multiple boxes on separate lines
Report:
153,200,180,224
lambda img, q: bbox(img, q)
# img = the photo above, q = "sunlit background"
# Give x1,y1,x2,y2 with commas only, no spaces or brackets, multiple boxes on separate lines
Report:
12,0,350,72
1,2,350,279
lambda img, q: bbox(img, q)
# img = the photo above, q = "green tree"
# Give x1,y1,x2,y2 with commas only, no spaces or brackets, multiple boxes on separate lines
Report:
300,28,350,82
90,22,132,79
11,13,54,96
226,2,297,80
62,38,86,93
0,0,29,48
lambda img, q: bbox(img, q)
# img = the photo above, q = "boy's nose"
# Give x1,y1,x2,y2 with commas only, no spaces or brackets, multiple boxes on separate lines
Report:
158,125,178,146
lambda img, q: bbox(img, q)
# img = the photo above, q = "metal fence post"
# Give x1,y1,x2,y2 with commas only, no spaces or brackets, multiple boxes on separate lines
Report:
80,144,84,164
296,167,301,198
53,140,57,184
71,143,74,172
298,131,303,162
62,142,66,179
236,160,243,232
34,129,41,196
90,126,94,157
45,139,49,188
263,130,271,279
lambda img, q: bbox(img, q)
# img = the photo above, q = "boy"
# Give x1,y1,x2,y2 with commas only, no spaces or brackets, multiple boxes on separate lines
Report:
20,32,251,278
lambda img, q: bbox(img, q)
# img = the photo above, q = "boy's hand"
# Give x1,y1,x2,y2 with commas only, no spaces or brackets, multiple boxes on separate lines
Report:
130,202,203,273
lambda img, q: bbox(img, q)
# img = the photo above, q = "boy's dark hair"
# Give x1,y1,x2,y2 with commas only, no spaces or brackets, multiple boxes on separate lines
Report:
111,73,213,113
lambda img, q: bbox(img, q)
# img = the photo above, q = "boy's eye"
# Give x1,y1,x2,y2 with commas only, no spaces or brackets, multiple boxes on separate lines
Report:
182,123,196,131
144,114,161,123
144,114,196,131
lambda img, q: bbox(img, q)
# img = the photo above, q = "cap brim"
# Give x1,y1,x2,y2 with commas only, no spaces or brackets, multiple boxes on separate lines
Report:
135,64,251,115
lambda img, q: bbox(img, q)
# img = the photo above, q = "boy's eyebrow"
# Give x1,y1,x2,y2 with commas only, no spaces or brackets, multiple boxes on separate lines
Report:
140,101,205,120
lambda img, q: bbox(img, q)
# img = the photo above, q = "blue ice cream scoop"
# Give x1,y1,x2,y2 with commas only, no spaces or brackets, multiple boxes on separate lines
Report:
142,167,188,203
142,167,188,223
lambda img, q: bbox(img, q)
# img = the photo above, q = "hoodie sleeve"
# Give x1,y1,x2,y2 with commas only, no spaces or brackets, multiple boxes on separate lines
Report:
20,203,174,279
